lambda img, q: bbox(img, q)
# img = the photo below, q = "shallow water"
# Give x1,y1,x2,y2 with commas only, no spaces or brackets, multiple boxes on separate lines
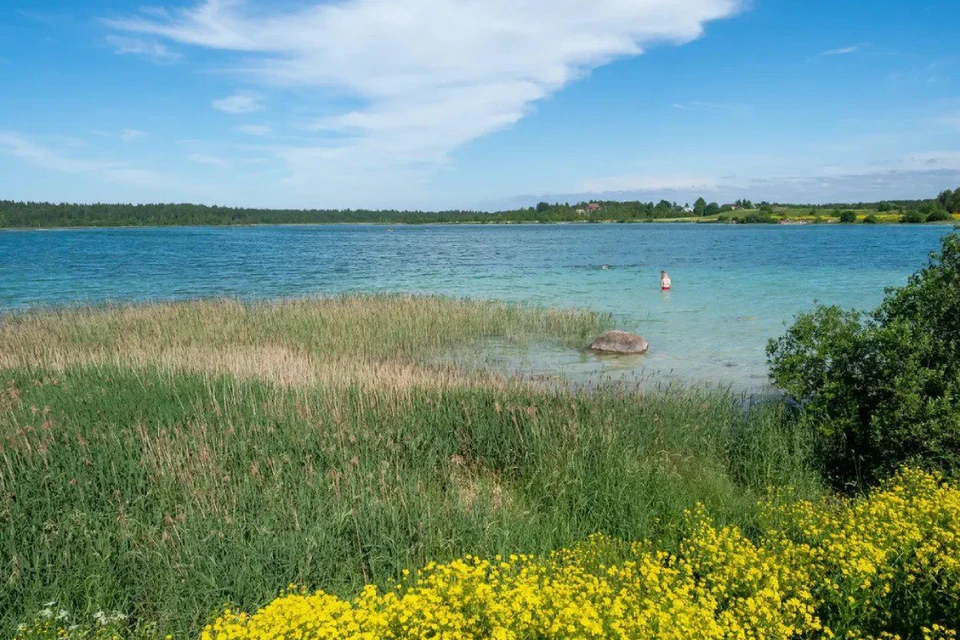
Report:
2,223,953,388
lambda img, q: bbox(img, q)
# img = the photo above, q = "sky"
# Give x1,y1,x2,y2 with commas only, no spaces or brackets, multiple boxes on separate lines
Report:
1,0,959,211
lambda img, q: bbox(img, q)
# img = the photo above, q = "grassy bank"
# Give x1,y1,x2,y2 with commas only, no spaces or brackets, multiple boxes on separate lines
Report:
0,296,820,637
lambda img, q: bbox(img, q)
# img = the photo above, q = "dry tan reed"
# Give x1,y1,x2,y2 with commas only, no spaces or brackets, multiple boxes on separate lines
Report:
0,295,608,390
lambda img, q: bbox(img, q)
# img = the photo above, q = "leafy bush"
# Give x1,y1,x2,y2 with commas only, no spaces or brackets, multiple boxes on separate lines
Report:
902,210,927,223
768,231,960,487
927,209,953,222
863,214,879,224
839,210,857,223
738,213,778,224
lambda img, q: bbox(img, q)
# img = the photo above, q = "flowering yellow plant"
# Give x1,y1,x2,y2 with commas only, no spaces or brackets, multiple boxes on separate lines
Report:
16,469,958,639
200,468,960,640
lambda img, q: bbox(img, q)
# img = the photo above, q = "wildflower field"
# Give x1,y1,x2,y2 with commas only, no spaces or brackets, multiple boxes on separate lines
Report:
198,469,960,640
16,470,960,639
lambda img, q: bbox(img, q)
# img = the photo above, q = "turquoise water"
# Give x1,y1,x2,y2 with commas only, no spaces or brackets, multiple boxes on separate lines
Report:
2,223,954,388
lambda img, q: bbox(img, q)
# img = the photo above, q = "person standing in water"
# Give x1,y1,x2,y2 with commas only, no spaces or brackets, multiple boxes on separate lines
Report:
660,270,672,291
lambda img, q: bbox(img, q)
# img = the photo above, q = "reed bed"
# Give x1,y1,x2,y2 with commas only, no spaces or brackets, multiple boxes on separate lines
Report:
0,296,820,637
0,295,605,366
0,295,608,391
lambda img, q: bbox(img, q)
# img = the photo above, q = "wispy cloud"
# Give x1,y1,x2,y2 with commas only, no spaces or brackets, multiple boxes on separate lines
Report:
934,112,960,130
567,154,960,205
105,35,181,62
211,93,263,114
0,131,106,173
19,9,74,28
106,0,742,197
120,128,149,142
900,151,960,171
886,59,951,87
92,128,150,142
576,175,720,193
187,152,232,168
0,131,175,188
821,45,859,56
672,100,750,112
236,124,272,136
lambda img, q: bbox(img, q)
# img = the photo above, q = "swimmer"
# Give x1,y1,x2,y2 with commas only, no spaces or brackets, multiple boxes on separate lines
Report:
660,270,672,291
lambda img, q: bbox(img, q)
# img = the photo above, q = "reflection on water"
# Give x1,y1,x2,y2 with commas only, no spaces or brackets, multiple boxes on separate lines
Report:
2,223,953,390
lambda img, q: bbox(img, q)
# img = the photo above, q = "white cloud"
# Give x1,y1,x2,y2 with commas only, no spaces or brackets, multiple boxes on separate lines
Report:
934,113,960,130
0,131,106,173
821,45,858,56
92,128,150,142
106,0,741,196
236,124,272,136
187,152,232,168
576,175,720,193
211,93,263,114
900,151,960,171
672,100,750,112
0,131,175,187
106,35,180,62
120,128,149,142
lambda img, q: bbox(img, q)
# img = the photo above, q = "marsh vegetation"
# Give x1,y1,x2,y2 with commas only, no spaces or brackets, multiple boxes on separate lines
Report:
1,296,817,636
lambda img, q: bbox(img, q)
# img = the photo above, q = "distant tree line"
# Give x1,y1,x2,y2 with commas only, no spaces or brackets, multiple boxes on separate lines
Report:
0,199,693,228
0,189,956,228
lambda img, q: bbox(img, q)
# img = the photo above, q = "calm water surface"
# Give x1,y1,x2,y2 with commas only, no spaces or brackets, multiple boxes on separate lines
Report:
2,223,953,388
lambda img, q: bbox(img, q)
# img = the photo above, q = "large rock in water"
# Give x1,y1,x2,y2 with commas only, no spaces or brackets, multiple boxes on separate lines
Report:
589,330,649,355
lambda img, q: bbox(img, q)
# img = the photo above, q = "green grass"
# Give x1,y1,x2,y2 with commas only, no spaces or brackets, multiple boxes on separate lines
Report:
0,296,821,637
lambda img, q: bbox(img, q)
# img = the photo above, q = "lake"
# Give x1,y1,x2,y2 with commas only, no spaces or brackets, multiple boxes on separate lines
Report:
2,223,954,389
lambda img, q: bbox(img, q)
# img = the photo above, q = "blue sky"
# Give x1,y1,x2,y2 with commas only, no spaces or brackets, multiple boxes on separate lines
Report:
1,0,959,210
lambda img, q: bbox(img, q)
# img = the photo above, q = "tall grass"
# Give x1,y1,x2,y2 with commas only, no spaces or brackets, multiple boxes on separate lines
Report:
0,295,609,391
0,296,820,636
0,294,609,362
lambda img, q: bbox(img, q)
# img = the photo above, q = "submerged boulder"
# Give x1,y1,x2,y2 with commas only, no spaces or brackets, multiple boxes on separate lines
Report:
589,330,649,355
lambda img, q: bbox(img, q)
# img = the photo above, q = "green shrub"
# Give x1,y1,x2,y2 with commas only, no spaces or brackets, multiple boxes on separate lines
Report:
768,231,960,488
738,213,777,224
927,209,953,222
839,210,857,223
902,210,927,223
863,214,879,224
